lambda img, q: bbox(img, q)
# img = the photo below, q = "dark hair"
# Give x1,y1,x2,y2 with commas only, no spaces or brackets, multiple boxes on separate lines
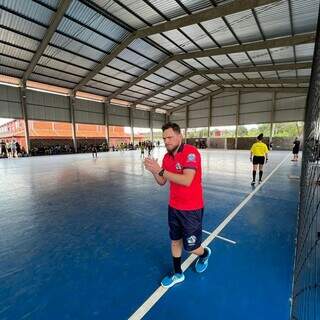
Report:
257,133,263,140
162,122,181,134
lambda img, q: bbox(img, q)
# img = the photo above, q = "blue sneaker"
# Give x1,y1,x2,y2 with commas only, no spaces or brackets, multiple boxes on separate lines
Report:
161,272,185,288
195,247,211,273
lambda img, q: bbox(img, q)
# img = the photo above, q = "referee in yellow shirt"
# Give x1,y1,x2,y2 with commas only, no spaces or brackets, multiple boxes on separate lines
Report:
250,133,269,185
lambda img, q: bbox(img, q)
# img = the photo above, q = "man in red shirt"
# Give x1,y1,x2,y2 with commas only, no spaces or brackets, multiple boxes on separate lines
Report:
144,122,211,288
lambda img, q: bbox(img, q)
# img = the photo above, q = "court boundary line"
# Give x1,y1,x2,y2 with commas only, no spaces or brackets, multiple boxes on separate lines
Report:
202,230,237,244
128,153,290,320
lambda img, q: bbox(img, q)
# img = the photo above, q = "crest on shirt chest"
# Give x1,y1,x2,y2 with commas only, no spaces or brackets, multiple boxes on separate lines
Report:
175,162,182,171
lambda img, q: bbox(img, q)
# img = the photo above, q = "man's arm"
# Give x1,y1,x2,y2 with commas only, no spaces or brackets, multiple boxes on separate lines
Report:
163,169,195,187
144,158,195,187
153,172,167,186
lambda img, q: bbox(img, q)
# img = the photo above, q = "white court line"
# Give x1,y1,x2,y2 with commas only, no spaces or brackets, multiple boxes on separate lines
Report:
202,230,236,245
129,153,290,320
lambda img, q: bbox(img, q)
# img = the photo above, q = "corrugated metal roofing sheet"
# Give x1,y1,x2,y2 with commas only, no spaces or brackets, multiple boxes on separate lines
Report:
50,31,104,61
269,46,294,63
180,0,213,13
107,58,144,76
36,0,61,10
195,57,218,68
209,54,234,67
98,67,135,83
29,73,75,88
201,17,236,46
182,58,206,69
145,74,168,86
87,80,117,93
248,49,272,65
148,0,186,20
94,74,127,87
44,43,97,70
117,48,155,70
67,1,129,41
33,65,82,83
180,24,216,50
227,52,252,66
138,80,161,91
0,10,47,38
297,69,311,77
291,0,319,34
162,29,199,52
38,56,88,77
147,34,184,54
295,43,315,61
1,0,53,25
166,61,191,74
0,28,40,51
1,55,28,70
128,39,166,62
225,9,261,43
1,43,34,61
256,0,291,38
0,65,24,77
129,85,152,95
90,0,146,29
155,67,180,81
58,17,117,53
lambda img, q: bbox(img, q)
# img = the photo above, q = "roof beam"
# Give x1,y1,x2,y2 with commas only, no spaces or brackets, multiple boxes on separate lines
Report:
198,62,312,75
224,87,308,93
135,0,280,38
22,0,72,83
169,88,225,114
135,62,312,104
169,87,308,114
156,77,309,108
72,0,280,93
109,32,315,100
72,35,135,92
174,33,315,61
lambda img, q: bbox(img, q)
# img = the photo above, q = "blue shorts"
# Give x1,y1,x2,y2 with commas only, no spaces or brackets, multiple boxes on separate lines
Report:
168,206,204,252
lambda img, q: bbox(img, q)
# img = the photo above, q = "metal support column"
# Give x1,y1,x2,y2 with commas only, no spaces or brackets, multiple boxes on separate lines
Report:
235,91,240,150
104,99,110,146
207,96,213,138
270,91,276,145
129,105,135,144
69,94,77,153
20,82,30,154
149,110,154,143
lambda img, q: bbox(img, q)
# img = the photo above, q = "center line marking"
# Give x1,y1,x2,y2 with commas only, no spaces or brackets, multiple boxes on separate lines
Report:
202,230,236,244
129,153,290,320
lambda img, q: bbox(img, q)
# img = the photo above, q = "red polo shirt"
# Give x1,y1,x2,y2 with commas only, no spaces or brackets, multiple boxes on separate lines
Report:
162,144,204,210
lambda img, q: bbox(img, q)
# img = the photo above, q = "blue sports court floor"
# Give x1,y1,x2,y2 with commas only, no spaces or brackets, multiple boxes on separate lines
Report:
0,148,301,319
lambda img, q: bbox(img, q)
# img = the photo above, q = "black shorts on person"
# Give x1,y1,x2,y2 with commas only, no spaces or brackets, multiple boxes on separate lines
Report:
168,206,203,252
253,156,265,165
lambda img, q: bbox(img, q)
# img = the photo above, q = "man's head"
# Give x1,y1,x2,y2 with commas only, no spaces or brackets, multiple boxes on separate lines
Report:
162,122,182,153
257,133,263,141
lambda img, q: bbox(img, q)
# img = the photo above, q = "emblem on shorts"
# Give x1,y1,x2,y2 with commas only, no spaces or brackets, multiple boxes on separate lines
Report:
187,153,196,162
176,162,182,170
187,235,197,246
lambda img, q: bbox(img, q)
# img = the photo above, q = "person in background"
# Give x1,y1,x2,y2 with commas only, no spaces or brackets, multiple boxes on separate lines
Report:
292,137,300,162
250,133,269,185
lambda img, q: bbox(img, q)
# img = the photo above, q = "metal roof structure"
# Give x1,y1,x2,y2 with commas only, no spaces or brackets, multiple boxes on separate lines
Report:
0,0,318,112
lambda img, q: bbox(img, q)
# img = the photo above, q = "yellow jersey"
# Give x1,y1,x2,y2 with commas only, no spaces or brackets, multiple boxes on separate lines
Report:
251,142,268,157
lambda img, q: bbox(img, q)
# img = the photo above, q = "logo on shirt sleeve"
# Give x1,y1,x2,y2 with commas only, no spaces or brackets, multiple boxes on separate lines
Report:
187,153,196,162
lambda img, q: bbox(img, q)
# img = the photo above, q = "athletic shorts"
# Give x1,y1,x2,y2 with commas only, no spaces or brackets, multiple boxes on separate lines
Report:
253,156,265,165
168,206,203,252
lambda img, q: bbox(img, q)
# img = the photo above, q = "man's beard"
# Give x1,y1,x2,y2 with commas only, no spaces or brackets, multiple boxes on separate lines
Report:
167,143,180,154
